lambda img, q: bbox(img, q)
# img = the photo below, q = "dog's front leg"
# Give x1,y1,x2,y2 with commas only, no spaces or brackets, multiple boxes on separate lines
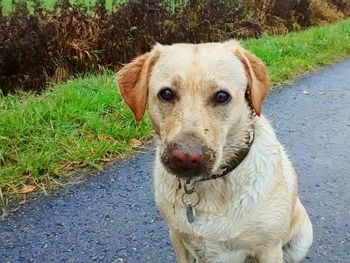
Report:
169,229,196,263
256,242,283,263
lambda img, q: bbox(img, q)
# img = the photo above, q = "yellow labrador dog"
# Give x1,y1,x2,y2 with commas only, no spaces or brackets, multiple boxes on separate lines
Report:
117,40,313,263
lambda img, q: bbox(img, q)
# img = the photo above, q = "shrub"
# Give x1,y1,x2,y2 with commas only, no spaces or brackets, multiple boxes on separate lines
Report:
327,0,350,16
0,6,49,94
97,0,174,65
175,0,256,41
309,0,344,24
0,0,348,93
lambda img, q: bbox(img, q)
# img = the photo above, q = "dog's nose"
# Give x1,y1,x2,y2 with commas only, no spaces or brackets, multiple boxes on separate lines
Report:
161,134,215,178
171,145,204,168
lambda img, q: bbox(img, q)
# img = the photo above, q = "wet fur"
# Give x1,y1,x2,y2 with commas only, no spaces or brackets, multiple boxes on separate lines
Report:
117,40,313,262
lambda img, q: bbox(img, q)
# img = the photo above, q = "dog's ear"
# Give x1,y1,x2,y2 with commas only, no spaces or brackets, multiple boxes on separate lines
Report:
117,48,160,122
225,40,269,116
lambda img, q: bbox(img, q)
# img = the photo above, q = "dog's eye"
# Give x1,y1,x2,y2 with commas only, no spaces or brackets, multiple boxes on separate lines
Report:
158,88,175,101
213,91,231,105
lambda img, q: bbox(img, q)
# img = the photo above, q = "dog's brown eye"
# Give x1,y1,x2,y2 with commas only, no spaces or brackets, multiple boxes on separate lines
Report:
213,91,231,105
158,88,175,101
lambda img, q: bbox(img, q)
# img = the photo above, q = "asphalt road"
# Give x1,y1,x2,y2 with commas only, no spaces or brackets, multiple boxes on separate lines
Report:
1,58,350,263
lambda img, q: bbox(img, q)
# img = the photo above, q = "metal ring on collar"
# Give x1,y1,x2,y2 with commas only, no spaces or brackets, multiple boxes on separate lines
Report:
181,190,200,207
184,180,197,194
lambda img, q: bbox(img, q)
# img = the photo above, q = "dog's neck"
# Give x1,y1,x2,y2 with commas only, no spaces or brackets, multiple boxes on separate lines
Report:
179,129,255,214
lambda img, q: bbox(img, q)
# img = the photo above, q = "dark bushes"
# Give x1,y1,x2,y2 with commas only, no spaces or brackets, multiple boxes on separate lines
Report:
0,7,49,93
97,0,175,65
0,0,348,93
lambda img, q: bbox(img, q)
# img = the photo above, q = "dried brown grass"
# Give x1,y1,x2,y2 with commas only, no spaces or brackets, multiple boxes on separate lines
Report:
0,0,348,93
309,0,344,24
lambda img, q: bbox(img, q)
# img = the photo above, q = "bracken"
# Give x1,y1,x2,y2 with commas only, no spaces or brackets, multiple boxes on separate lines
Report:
0,0,348,93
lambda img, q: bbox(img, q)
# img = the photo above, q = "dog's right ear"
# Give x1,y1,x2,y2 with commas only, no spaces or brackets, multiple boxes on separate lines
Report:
117,48,160,122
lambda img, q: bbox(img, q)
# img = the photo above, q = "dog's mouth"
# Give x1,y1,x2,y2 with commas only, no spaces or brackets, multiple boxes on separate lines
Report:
160,132,254,180
160,160,212,179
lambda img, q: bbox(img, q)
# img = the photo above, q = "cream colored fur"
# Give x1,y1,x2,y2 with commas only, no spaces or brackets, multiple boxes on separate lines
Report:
117,40,313,263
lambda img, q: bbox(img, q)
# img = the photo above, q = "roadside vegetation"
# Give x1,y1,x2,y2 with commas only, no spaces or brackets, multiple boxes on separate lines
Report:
1,0,117,11
1,18,350,205
246,18,350,83
0,74,152,205
1,0,350,93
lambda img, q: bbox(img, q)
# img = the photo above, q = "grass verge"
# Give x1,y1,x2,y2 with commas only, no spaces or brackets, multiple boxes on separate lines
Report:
245,18,350,84
1,18,350,205
0,74,152,206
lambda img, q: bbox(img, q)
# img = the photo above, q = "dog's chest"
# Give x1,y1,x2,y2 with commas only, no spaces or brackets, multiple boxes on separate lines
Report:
161,202,256,261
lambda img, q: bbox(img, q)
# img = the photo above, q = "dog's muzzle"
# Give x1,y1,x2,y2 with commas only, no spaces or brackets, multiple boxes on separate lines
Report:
160,134,215,179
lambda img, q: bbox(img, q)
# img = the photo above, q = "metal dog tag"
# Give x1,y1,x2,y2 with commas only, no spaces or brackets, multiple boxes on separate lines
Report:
186,204,195,223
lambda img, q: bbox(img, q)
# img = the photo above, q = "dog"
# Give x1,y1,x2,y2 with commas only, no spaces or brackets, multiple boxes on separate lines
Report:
117,40,313,263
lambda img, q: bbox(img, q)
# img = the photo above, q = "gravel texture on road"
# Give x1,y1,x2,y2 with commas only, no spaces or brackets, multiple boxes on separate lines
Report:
1,58,350,262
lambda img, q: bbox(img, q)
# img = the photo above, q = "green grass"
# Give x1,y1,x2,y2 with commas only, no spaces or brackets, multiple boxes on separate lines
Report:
1,18,350,204
244,18,350,84
0,74,152,204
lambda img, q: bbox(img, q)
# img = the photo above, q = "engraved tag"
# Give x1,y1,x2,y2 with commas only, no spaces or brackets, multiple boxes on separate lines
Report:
186,204,195,223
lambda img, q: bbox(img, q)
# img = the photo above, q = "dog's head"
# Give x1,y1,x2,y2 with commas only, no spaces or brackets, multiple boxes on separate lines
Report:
117,40,269,179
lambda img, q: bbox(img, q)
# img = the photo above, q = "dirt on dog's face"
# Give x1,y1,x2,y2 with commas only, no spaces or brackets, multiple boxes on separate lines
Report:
117,41,268,179
148,43,251,179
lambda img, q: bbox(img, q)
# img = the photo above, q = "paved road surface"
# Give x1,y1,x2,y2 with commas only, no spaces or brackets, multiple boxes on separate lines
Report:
1,58,350,262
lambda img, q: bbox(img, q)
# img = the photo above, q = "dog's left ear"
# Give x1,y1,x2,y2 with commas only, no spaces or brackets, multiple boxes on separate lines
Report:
117,47,160,122
225,40,269,116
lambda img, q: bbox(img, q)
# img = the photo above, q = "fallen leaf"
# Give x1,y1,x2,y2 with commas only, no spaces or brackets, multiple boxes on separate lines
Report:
21,170,31,177
18,184,36,194
128,138,143,147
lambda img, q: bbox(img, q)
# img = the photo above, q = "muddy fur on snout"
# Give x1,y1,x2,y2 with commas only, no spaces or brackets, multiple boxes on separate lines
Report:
160,133,216,179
